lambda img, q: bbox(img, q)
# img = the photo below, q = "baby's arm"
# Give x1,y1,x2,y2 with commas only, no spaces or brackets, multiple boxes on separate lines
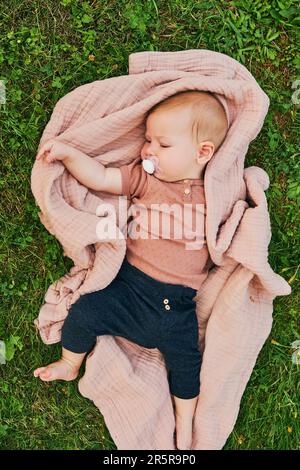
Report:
64,150,123,194
36,139,123,195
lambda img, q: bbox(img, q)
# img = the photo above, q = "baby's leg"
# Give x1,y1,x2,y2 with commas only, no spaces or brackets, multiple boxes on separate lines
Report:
33,347,86,382
34,281,131,382
34,269,149,382
173,394,199,450
34,295,97,382
159,334,201,449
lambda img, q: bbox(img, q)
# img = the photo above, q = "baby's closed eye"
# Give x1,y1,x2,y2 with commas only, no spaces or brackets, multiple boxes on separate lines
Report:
145,139,170,148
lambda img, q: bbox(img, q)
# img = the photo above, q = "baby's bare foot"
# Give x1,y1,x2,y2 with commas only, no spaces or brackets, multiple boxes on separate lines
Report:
175,414,193,450
33,358,79,382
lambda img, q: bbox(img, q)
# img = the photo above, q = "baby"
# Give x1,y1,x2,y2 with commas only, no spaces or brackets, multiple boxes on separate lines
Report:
34,90,228,450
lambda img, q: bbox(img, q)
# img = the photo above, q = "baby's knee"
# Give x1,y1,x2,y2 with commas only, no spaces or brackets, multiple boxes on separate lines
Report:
66,295,90,326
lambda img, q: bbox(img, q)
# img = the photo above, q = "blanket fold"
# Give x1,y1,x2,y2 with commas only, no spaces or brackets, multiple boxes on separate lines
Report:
31,49,291,450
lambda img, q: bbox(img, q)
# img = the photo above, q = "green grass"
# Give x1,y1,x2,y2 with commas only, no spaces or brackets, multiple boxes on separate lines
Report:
0,0,299,450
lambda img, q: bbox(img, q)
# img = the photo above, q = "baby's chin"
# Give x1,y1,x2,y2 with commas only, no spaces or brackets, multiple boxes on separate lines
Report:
153,166,182,182
154,173,177,183
153,170,168,181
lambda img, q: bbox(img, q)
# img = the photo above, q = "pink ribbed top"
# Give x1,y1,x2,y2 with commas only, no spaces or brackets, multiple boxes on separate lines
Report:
119,157,214,290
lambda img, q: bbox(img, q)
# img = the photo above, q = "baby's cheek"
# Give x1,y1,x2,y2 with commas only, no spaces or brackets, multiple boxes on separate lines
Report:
169,157,183,172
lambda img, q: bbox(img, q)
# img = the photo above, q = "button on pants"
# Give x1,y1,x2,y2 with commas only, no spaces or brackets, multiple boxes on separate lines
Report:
61,257,202,399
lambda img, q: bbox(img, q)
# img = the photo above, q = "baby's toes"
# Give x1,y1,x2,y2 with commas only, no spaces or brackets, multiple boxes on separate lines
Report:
39,368,52,381
33,367,46,377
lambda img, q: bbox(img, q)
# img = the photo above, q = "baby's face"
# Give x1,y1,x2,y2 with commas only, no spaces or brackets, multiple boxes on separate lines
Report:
141,109,202,182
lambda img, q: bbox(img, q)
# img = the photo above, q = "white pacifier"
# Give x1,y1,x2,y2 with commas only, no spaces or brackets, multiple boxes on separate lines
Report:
142,156,159,174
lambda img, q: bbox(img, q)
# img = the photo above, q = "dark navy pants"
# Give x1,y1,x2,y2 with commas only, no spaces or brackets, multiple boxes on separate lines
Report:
61,257,202,399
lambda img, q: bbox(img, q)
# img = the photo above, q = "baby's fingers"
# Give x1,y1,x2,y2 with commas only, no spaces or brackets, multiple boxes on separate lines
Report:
46,154,57,163
36,150,49,161
36,140,54,160
36,147,49,160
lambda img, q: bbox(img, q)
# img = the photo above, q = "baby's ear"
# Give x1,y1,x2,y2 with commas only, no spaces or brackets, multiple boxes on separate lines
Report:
198,141,214,157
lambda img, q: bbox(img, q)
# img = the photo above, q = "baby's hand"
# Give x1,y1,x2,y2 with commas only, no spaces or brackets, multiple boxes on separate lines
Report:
36,139,75,163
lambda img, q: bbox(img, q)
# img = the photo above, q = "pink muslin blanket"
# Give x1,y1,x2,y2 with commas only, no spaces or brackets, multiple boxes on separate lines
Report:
31,49,291,450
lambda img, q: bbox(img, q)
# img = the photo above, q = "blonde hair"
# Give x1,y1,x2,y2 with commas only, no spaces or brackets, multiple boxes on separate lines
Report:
146,90,228,152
